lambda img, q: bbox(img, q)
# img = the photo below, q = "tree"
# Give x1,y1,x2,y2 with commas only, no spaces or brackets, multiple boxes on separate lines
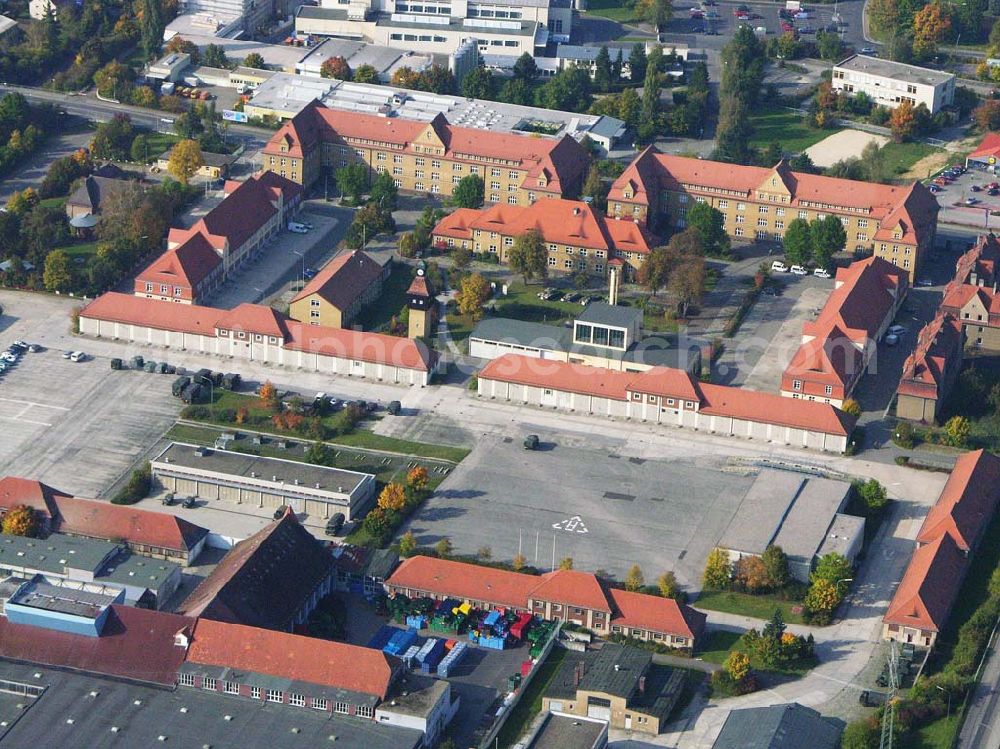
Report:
419,64,456,95
499,78,533,106
165,37,200,64
305,440,333,465
391,66,422,89
725,650,751,682
243,52,266,70
457,272,490,320
452,246,472,273
320,56,352,80
703,547,732,589
398,232,419,259
369,170,398,211
435,537,453,556
657,571,679,598
407,466,430,492
816,30,843,61
805,578,841,619
507,228,548,283
593,47,613,92
258,380,277,406
537,67,592,112
943,415,971,447
761,545,790,590
636,0,672,28
637,48,662,143
912,1,951,59
975,99,1000,131
841,719,880,749
130,86,158,109
809,215,846,269
669,254,705,318
559,557,574,570
93,60,130,99
869,0,900,39
857,479,889,515
782,218,812,265
363,507,391,540
451,174,485,208
890,99,918,142
625,564,644,591
378,482,407,511
763,609,786,643
462,67,497,100
1,505,37,536
839,400,861,419
734,555,770,593
336,163,368,204
138,0,164,60
399,530,417,556
858,141,890,184
167,139,203,184
512,552,527,571
353,64,379,84
628,44,647,84
202,44,230,70
513,52,539,83
582,165,608,212
43,249,73,292
812,552,852,592
686,202,730,257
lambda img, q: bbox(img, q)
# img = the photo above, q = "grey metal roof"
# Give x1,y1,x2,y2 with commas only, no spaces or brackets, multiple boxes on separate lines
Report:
374,13,539,35
0,660,423,749
771,477,851,567
576,302,642,329
297,4,349,20
712,703,843,749
0,532,118,576
527,713,607,749
10,578,119,619
817,513,866,559
587,116,627,139
556,44,603,61
835,54,955,87
365,548,400,581
718,470,805,556
470,318,571,350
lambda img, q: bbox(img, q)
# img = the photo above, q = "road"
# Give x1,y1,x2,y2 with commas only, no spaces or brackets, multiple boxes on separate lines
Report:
957,621,1000,749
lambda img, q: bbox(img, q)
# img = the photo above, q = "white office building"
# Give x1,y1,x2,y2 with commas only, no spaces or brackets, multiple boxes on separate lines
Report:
831,54,955,114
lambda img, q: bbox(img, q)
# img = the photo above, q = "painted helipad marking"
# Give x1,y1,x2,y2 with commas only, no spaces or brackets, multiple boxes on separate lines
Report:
553,516,588,534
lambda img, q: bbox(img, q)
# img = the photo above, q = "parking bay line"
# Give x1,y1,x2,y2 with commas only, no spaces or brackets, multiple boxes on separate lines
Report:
0,415,53,427
0,397,70,412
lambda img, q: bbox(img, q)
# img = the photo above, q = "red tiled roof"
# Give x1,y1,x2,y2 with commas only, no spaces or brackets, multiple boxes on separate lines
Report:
970,132,1000,161
883,533,967,633
916,450,1000,552
387,555,537,610
55,496,209,555
954,234,1000,285
0,476,68,517
135,233,222,299
186,618,397,699
897,313,963,401
290,250,385,310
431,208,482,240
608,588,706,640
479,354,854,436
81,292,222,336
407,274,433,298
0,605,192,686
531,569,611,612
195,176,280,252
284,320,434,371
215,303,290,338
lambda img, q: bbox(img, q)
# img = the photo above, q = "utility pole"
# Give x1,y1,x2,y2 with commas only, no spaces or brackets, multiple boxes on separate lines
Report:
879,642,899,749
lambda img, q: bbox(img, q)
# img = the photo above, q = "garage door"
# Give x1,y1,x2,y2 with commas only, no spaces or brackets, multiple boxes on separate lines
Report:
587,696,611,722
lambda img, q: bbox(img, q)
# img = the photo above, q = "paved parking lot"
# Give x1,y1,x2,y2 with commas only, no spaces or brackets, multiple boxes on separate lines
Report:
402,434,755,590
670,0,843,40
0,334,178,498
932,167,1000,231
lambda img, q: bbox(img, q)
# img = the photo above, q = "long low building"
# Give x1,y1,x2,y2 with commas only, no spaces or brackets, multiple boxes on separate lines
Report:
79,293,436,386
386,555,706,649
477,354,856,453
152,442,377,521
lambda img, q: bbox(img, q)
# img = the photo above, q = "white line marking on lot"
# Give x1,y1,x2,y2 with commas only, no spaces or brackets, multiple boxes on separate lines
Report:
0,415,52,427
0,397,69,412
552,515,589,534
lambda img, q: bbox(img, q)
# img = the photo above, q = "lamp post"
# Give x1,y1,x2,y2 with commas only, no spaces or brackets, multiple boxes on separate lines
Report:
199,375,214,404
292,250,305,285
936,685,952,717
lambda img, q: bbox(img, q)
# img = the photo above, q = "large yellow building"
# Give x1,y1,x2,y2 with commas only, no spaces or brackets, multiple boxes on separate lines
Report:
607,147,939,282
262,100,590,206
288,250,389,329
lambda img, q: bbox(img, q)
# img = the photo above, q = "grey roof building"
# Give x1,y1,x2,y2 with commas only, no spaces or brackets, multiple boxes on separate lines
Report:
712,703,843,749
526,712,608,749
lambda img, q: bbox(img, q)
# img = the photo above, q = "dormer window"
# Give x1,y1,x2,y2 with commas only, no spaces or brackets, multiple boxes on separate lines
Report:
623,191,632,199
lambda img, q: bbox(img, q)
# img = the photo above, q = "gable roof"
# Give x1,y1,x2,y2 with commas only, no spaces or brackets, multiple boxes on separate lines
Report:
713,703,842,749
283,320,434,371
698,382,855,437
530,569,611,612
135,233,222,297
290,250,385,310
970,132,1000,162
0,476,69,517
0,605,192,686
916,450,1000,551
897,313,963,401
176,511,335,630
608,588,706,640
66,175,134,214
883,533,967,633
387,554,538,610
215,303,290,338
186,618,397,699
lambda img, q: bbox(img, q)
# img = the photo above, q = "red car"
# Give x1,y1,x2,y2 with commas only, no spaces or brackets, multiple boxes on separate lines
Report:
933,177,950,186
780,21,794,32
988,182,1000,190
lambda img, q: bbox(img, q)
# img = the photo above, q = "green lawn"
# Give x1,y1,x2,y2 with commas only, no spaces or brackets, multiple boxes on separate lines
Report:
909,714,961,749
582,0,638,22
142,132,182,161
496,646,567,749
748,107,839,154
694,590,806,625
39,196,67,211
322,431,470,463
698,629,816,676
60,241,99,259
354,265,414,333
445,310,476,350
495,281,586,324
880,142,945,177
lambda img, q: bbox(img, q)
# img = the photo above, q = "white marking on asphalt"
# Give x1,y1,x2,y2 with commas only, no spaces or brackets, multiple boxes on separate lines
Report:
0,415,52,427
552,515,589,534
0,397,69,411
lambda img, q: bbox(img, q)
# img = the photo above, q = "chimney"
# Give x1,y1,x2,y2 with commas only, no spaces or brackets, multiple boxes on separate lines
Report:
638,675,646,694
614,664,620,672
608,266,620,306
573,207,580,216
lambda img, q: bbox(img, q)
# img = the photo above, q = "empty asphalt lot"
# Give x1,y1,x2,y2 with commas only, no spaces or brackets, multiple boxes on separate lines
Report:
402,433,757,588
0,293,179,497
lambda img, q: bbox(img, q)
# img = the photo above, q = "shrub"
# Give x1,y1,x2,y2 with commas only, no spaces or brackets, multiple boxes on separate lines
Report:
112,462,151,505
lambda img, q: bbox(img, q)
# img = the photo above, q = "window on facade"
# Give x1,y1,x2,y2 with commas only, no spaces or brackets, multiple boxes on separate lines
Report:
757,218,767,227
548,257,557,266
508,195,518,204
224,681,240,695
734,227,744,236
335,702,350,715
203,677,217,691
266,689,283,703
776,208,784,216
735,215,745,224
251,686,261,700
758,205,769,214
357,705,373,718
825,385,833,395
289,693,305,707
178,673,195,687
793,380,802,390
313,698,328,710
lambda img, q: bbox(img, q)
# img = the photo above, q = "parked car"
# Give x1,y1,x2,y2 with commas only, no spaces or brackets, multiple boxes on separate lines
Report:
325,513,345,536
69,351,86,362
780,21,794,32
303,268,317,279
771,261,789,272
799,25,815,33
790,265,808,275
565,292,582,302
813,268,831,278
928,184,941,193
987,182,999,190
27,344,42,353
62,350,73,359
860,46,877,54
162,493,175,506
690,9,704,18
990,188,1000,196
888,324,907,336
917,278,934,287
885,333,899,346
523,434,540,450
971,184,982,192
387,400,402,415
182,496,197,509
966,197,981,206
794,10,810,18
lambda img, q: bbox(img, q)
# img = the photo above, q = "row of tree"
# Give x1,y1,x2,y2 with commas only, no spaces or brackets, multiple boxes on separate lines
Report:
715,26,767,165
782,215,847,269
0,93,52,180
869,0,989,61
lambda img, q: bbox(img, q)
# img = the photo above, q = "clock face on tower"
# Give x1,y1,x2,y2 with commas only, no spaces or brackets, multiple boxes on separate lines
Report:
416,268,425,277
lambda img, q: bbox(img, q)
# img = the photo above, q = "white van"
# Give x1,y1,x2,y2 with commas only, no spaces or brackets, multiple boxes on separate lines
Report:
288,221,309,234
771,261,789,272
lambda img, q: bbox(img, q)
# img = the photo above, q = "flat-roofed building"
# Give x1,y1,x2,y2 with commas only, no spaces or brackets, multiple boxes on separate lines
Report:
526,713,608,749
608,148,939,282
152,442,376,520
3,577,125,637
832,54,955,114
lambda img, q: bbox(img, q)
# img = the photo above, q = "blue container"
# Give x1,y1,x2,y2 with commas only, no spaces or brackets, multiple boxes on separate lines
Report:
367,625,395,651
406,615,426,630
484,611,501,628
419,639,446,673
385,627,418,656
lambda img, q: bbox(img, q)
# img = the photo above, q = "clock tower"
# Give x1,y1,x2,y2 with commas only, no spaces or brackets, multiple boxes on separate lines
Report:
406,265,437,339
